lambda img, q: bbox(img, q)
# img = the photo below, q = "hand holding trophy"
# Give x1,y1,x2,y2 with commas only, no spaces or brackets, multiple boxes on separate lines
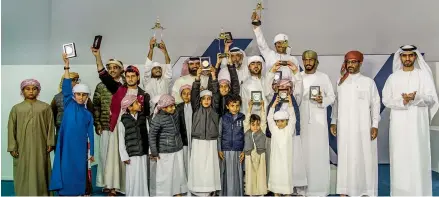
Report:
251,1,263,26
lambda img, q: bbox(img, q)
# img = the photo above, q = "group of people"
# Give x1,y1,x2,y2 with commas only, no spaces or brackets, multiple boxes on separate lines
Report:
7,15,438,197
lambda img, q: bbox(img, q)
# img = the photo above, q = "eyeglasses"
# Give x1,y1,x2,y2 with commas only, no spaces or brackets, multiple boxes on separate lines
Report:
72,78,81,83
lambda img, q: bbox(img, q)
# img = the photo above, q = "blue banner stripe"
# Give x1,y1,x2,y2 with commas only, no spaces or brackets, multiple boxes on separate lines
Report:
373,54,395,113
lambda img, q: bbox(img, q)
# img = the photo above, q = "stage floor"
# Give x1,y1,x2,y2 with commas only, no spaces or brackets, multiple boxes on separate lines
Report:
2,164,438,196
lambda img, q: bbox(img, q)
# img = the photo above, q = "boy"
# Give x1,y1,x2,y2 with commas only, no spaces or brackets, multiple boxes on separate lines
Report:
218,94,246,196
50,53,95,196
188,67,222,196
243,100,267,195
118,95,149,196
8,79,55,196
149,94,188,196
267,95,296,196
176,84,192,175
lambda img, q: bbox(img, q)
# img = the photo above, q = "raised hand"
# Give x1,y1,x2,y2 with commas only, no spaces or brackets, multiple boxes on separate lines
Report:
90,47,100,57
271,61,281,73
159,40,167,53
287,61,299,74
62,53,69,65
150,37,157,49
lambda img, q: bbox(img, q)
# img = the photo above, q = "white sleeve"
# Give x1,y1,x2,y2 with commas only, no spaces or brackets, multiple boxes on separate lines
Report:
264,72,275,97
267,107,276,132
253,26,275,61
412,76,437,107
163,63,173,80
118,123,130,162
143,57,154,89
382,75,408,110
318,75,336,108
331,82,339,125
370,81,381,128
292,72,303,106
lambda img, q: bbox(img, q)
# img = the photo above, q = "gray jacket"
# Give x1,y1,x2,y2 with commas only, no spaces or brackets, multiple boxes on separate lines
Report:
243,129,266,155
191,79,221,140
149,110,183,157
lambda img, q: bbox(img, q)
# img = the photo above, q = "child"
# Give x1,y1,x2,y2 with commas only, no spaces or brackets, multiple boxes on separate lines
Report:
187,67,222,196
267,95,296,196
218,94,246,196
118,95,149,196
149,94,188,196
243,100,267,196
50,53,95,196
176,84,192,176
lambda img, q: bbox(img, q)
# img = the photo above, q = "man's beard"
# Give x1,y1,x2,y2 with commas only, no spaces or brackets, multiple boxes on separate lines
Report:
127,81,137,87
152,72,162,78
403,61,414,67
304,64,315,71
250,69,261,76
189,68,198,76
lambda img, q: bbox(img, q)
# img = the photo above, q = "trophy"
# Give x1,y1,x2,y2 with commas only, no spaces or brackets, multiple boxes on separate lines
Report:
309,86,320,99
251,1,264,26
217,28,232,58
251,91,262,104
63,43,77,58
278,89,289,102
151,16,165,48
93,35,102,49
274,71,282,82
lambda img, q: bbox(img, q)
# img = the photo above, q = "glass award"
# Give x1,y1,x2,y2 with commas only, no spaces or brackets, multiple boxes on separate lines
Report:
93,35,102,49
251,2,263,26
251,91,262,103
63,43,77,58
309,86,320,99
151,16,165,48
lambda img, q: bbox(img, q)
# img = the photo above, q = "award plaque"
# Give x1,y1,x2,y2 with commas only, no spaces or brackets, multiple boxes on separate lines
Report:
93,35,102,49
251,2,263,26
251,91,262,103
274,71,282,81
63,43,77,58
278,89,289,102
200,57,211,71
309,86,320,99
151,16,165,48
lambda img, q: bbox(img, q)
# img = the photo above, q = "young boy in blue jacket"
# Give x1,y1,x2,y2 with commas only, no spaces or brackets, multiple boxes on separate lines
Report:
218,94,245,196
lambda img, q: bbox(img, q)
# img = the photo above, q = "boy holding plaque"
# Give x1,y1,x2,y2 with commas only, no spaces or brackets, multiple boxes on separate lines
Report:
218,94,246,196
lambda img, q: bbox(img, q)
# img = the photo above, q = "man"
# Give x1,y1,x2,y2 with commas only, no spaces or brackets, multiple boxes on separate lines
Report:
8,79,55,196
220,40,250,84
299,50,335,196
382,45,438,196
330,51,380,197
143,37,172,111
51,72,93,146
251,11,299,79
93,58,124,192
172,57,210,104
240,56,268,114
92,47,151,196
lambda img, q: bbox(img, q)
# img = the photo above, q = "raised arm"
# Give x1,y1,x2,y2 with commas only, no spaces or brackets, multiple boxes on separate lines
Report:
267,105,276,132
191,78,202,111
61,53,73,102
159,40,171,64
288,61,303,105
143,57,154,88
91,47,120,94
210,68,221,113
228,64,240,95
253,26,275,59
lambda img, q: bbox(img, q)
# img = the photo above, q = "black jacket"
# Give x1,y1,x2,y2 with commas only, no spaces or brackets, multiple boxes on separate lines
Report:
120,112,148,157
149,110,183,157
176,103,189,146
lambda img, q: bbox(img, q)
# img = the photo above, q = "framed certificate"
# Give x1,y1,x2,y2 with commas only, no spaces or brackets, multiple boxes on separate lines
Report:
309,86,320,99
63,43,77,58
200,57,211,71
274,71,282,81
278,89,289,102
251,91,262,103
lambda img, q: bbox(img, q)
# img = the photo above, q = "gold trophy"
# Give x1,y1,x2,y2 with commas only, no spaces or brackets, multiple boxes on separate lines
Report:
217,28,230,58
151,16,165,48
251,1,264,26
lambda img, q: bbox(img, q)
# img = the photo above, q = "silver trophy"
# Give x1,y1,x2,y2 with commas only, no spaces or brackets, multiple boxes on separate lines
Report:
151,16,165,48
